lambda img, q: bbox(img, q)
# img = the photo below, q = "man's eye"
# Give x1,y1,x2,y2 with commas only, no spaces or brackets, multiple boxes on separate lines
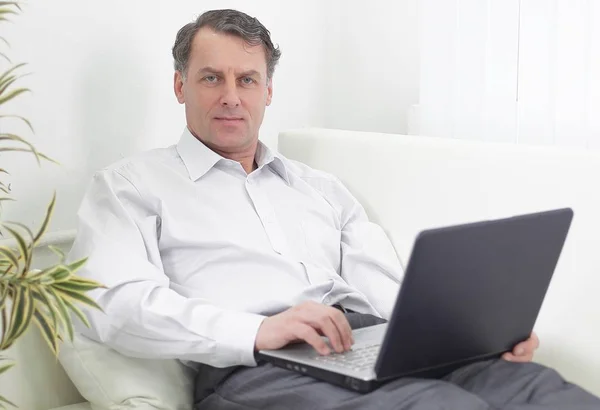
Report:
204,75,218,83
241,77,254,85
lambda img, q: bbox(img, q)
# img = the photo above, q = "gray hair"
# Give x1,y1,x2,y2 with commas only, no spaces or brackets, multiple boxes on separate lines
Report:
172,9,282,81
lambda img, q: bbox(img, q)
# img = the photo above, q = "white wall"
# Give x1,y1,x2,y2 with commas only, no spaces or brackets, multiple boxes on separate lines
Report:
321,1,420,134
0,0,419,234
414,0,600,148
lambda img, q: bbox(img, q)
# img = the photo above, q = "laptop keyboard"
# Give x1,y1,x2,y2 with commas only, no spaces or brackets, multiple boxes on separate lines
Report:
314,343,380,371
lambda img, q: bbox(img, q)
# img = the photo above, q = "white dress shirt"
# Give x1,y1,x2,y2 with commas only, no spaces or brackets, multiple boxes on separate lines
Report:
68,128,404,368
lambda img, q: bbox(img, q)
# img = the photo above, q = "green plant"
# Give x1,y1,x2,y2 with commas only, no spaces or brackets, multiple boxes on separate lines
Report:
0,3,104,408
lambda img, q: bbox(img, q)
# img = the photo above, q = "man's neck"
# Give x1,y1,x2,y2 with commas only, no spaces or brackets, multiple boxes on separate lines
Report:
211,144,258,174
188,128,259,174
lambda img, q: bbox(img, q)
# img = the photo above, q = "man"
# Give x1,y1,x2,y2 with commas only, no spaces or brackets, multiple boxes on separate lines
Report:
69,9,600,409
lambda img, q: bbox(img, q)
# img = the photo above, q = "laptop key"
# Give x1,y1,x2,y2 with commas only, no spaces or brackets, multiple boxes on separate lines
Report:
314,344,380,370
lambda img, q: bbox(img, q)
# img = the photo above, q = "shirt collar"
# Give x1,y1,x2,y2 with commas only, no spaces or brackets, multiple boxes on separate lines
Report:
176,127,290,185
176,127,222,181
255,141,291,185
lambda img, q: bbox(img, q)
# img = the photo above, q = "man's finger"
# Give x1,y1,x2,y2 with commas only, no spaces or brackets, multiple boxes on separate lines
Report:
329,309,354,350
295,323,330,355
308,314,344,353
514,338,537,356
503,351,533,363
530,332,540,349
502,352,514,361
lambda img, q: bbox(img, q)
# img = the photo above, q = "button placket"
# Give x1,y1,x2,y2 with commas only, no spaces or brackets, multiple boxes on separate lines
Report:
245,176,289,255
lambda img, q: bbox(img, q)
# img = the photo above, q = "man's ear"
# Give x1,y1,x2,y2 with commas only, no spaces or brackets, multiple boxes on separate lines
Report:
174,71,185,104
266,78,273,106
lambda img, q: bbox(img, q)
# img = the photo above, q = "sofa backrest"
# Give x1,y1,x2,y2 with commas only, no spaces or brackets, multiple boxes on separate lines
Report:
279,127,600,396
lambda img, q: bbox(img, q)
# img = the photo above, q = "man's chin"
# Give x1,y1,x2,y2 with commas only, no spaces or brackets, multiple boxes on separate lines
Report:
209,130,255,150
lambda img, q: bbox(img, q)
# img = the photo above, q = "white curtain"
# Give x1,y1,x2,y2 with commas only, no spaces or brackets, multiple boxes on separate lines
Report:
413,0,600,149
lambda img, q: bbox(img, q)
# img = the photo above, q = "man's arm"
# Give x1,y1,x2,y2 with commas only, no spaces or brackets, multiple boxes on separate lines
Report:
324,176,404,319
68,169,265,367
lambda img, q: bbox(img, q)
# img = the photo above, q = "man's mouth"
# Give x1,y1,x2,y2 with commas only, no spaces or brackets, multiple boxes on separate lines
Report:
215,117,244,122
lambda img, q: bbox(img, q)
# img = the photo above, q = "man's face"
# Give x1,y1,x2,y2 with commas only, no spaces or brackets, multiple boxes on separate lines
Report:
174,27,273,154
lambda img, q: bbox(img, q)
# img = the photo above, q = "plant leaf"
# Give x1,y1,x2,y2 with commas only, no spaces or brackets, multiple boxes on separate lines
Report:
0,2,21,11
0,245,19,267
48,245,65,262
0,52,9,64
54,279,102,293
32,286,61,338
3,285,34,347
33,309,58,355
2,225,30,274
0,87,29,106
69,276,104,288
1,285,21,349
66,257,88,274
0,359,13,375
0,285,8,311
15,286,34,340
47,286,74,339
0,69,30,93
0,133,40,164
0,2,21,8
0,63,25,86
0,295,7,343
50,266,70,283
0,148,58,164
41,285,72,341
0,75,17,96
0,115,34,132
23,268,47,282
62,296,91,328
0,8,18,17
0,395,16,409
33,192,55,245
53,286,103,311
4,221,33,243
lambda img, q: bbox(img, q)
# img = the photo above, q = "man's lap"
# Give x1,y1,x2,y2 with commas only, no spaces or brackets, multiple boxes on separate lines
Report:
195,359,600,410
197,361,489,410
194,312,599,409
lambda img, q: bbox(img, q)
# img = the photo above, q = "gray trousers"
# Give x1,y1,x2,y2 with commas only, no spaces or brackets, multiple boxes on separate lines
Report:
195,313,600,410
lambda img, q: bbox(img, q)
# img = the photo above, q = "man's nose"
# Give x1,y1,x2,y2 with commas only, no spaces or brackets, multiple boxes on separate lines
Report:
220,79,241,107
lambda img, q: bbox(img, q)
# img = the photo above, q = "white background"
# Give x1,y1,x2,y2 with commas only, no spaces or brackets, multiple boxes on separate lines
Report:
416,0,600,148
0,0,419,232
2,0,597,233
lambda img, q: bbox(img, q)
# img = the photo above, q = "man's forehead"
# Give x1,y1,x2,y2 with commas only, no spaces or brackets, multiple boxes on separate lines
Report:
189,28,268,76
192,28,266,59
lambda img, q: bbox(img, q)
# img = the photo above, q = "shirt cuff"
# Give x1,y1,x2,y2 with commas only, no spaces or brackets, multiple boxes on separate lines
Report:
213,310,267,367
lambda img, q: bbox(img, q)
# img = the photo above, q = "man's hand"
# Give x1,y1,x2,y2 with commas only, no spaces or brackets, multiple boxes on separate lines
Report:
502,332,540,363
255,301,354,355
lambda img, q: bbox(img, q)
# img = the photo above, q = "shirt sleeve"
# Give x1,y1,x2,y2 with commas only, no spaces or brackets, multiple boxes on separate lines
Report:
323,176,405,320
67,168,266,368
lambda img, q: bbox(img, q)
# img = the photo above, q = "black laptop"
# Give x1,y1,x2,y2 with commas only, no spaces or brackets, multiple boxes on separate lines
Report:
256,208,574,392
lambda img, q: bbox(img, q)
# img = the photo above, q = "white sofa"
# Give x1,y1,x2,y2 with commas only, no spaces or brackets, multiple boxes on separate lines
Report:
3,127,599,409
278,128,600,396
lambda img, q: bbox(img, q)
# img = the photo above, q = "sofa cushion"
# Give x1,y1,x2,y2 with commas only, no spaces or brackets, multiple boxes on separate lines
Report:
58,332,196,410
